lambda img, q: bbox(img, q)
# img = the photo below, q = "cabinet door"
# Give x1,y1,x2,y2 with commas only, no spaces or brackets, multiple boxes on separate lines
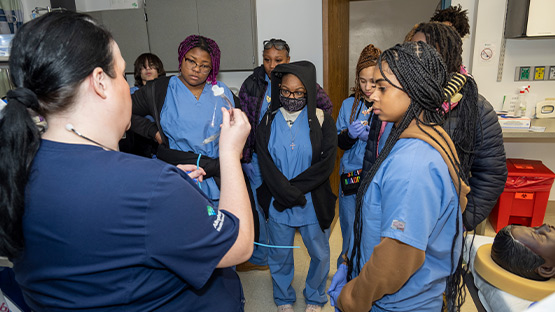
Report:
197,0,257,71
145,0,199,72
88,9,149,73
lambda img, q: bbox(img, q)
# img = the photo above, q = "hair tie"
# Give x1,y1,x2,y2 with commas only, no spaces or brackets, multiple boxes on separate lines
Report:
6,88,40,111
443,73,467,103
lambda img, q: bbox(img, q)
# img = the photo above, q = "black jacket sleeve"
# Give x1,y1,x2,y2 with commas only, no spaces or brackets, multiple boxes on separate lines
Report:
291,114,338,194
338,129,358,150
130,81,159,141
463,95,508,230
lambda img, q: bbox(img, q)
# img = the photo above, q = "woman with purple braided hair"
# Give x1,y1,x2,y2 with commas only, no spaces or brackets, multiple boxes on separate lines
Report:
130,35,236,207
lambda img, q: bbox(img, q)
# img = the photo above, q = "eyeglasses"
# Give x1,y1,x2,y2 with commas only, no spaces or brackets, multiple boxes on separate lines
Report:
183,58,212,74
280,88,306,99
263,39,290,53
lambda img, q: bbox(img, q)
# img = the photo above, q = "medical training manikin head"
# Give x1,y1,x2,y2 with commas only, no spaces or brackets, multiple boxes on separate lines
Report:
492,224,555,281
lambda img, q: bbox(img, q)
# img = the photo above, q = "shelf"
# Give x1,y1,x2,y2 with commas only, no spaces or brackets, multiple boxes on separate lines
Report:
503,118,555,140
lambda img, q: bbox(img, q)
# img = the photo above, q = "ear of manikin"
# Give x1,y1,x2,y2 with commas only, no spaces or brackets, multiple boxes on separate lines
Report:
537,264,555,279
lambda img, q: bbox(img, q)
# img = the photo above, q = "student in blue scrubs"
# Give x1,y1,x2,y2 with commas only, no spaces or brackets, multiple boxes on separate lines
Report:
237,38,333,272
335,44,392,269
0,11,253,311
328,42,470,312
130,35,236,206
256,61,337,312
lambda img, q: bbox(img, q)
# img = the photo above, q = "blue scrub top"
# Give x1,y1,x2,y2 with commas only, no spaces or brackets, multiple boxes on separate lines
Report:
336,97,370,174
350,138,463,312
267,107,318,227
160,76,234,201
15,140,240,311
249,74,273,189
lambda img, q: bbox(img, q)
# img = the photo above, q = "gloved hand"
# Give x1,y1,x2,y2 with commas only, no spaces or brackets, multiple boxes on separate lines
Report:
358,125,370,142
347,121,365,139
327,263,348,310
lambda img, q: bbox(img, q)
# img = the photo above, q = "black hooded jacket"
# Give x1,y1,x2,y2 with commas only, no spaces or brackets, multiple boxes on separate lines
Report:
255,61,338,231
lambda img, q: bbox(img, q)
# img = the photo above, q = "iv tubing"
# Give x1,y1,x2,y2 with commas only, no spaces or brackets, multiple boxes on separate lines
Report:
254,242,300,249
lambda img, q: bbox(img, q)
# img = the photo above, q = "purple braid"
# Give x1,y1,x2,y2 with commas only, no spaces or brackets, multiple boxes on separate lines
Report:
177,35,221,84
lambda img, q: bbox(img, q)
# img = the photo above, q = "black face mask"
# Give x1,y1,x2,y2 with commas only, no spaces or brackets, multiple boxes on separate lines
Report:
279,95,306,112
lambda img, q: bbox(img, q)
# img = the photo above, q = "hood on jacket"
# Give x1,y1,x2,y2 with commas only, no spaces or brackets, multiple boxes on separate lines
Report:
270,61,317,121
268,60,322,164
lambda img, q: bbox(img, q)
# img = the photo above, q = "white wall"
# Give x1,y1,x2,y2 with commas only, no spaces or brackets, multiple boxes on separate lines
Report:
75,0,142,11
222,0,324,93
468,0,555,111
254,0,323,85
20,0,50,22
349,0,438,91
453,0,477,71
461,0,555,200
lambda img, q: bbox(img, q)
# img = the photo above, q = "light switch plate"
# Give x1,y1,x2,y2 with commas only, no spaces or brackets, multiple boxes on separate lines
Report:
534,66,545,80
548,66,555,80
515,66,532,81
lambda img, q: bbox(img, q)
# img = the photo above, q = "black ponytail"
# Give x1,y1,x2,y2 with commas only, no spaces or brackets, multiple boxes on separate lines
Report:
0,11,114,259
0,90,41,259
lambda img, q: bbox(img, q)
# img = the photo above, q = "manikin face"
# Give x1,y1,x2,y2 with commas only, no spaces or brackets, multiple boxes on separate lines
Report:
369,62,410,127
512,224,555,270
179,47,212,88
263,47,290,78
140,62,159,85
358,66,376,102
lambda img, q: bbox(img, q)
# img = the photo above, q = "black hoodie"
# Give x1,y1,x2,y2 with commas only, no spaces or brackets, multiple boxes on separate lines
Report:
255,61,337,231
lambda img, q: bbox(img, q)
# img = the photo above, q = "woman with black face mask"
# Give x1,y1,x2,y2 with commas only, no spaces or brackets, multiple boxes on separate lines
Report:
255,61,337,312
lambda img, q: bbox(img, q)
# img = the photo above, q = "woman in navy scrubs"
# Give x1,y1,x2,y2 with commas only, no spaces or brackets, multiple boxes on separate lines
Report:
0,11,252,311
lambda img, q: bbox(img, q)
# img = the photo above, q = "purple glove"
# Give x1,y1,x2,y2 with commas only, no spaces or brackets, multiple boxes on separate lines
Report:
327,263,348,310
358,125,370,142
347,121,365,139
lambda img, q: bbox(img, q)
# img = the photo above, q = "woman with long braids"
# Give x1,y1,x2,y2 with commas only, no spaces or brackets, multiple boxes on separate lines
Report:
327,42,470,312
0,11,253,310
411,22,507,231
130,34,236,207
335,44,392,268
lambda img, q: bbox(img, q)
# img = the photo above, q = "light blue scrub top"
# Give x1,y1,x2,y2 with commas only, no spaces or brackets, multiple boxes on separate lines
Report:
350,138,463,312
249,74,272,189
336,97,369,174
160,76,235,201
267,107,318,227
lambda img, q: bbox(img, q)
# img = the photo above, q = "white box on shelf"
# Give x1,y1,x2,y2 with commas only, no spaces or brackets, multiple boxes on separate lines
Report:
498,116,531,129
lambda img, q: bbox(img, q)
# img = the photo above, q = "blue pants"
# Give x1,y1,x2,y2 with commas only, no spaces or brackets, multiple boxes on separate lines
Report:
249,200,269,265
337,192,356,268
246,177,268,266
267,220,330,306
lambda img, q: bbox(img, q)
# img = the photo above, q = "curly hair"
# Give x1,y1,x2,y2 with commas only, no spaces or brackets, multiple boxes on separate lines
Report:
177,35,221,84
350,44,381,123
430,4,470,38
133,53,166,87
